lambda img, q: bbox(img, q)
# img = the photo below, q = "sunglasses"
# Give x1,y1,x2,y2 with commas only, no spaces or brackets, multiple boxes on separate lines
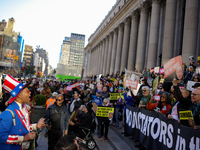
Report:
161,96,166,98
142,90,146,92
56,99,63,101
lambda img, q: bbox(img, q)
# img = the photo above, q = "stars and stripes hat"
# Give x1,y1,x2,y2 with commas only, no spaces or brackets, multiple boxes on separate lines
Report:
2,74,25,104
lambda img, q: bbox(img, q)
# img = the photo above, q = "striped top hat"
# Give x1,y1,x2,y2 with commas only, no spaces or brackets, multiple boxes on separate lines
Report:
2,74,25,104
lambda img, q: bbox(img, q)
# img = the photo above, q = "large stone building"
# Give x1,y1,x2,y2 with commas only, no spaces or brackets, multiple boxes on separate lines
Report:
22,45,33,67
83,0,200,77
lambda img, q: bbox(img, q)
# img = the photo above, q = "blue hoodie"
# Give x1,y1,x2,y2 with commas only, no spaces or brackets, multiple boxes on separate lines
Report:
123,93,135,110
90,95,103,106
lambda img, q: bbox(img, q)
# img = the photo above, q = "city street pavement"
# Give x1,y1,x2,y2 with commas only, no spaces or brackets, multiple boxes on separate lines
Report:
36,124,142,150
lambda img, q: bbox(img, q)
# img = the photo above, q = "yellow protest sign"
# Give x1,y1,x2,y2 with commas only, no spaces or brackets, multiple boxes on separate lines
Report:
111,78,116,81
153,76,159,91
96,107,114,117
159,78,164,83
110,93,124,101
198,56,200,61
179,110,193,120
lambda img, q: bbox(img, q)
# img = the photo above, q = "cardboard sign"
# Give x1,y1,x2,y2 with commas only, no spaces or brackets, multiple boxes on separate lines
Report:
110,93,124,101
187,81,200,91
96,107,114,117
124,69,142,89
92,102,98,114
179,110,193,120
154,67,160,74
164,55,183,81
71,82,80,89
159,68,164,74
153,76,159,92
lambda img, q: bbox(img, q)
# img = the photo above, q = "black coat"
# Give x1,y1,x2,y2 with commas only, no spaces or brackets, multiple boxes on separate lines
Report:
74,111,93,128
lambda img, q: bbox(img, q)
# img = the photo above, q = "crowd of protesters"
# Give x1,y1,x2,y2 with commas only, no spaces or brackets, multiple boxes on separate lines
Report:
0,57,200,150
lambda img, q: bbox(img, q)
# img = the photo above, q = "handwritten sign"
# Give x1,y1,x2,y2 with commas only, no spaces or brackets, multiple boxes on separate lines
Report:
187,81,200,91
96,107,114,117
124,69,142,89
154,67,160,74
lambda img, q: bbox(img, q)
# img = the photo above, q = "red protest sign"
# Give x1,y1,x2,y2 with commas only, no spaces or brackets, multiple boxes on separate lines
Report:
71,82,80,89
150,68,154,74
159,68,164,74
124,79,139,89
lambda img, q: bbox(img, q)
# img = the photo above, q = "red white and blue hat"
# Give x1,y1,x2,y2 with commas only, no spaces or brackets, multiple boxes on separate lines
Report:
2,74,25,104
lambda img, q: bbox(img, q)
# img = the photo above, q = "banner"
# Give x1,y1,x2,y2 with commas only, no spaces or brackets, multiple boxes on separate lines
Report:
124,69,142,89
164,55,183,82
96,106,114,117
125,105,200,150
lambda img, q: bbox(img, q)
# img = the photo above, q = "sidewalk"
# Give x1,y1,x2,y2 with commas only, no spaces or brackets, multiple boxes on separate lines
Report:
36,129,48,150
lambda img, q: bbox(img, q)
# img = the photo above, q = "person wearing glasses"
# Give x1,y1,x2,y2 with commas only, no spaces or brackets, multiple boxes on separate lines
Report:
146,93,172,115
44,94,69,150
166,78,191,126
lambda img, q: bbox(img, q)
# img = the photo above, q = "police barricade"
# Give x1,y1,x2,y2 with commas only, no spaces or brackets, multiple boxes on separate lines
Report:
125,105,200,150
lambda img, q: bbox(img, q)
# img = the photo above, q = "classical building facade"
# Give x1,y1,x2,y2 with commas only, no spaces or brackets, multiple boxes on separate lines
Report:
83,0,200,77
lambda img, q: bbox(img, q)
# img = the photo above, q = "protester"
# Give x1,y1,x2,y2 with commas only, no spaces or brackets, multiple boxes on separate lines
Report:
101,86,109,100
70,93,83,113
98,99,113,142
146,93,172,115
44,94,69,150
0,74,46,150
42,83,52,99
90,90,103,106
46,92,58,109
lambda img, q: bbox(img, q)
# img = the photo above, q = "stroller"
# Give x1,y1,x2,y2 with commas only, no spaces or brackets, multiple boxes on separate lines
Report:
75,117,96,150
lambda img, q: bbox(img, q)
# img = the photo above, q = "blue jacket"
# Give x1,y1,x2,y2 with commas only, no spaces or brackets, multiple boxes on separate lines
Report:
123,93,135,109
90,95,103,106
44,103,69,132
0,101,31,150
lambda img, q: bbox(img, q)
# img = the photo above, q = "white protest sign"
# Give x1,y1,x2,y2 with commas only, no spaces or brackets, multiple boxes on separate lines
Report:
187,81,200,91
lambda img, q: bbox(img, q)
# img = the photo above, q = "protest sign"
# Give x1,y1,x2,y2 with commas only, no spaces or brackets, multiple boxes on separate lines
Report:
154,67,160,74
110,93,124,103
187,81,200,91
125,105,200,150
196,67,200,74
150,68,154,74
198,56,200,61
92,102,98,114
159,67,164,74
179,110,193,120
66,86,72,91
71,82,80,89
164,55,183,82
124,69,142,89
154,95,160,101
111,78,116,81
96,106,114,117
159,78,164,83
152,76,159,92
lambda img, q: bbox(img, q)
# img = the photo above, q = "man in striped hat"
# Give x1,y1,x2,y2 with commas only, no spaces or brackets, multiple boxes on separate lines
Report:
0,74,46,150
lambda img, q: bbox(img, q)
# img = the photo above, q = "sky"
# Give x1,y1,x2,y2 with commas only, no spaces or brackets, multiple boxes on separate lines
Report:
0,0,117,68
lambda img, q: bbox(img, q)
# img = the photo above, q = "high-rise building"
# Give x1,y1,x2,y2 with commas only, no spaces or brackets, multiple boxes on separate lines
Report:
57,33,85,79
22,45,33,67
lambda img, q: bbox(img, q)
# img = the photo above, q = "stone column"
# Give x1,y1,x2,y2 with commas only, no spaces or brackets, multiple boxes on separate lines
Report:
106,32,113,75
100,39,106,74
182,0,199,65
110,28,118,75
87,49,91,76
120,17,131,72
162,0,177,65
147,0,161,69
114,23,124,74
83,52,87,78
99,41,103,74
103,36,109,75
127,11,139,71
96,44,100,74
94,47,97,75
135,2,149,71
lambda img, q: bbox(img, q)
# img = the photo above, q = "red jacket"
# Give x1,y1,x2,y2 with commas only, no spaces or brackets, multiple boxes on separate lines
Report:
146,102,172,115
